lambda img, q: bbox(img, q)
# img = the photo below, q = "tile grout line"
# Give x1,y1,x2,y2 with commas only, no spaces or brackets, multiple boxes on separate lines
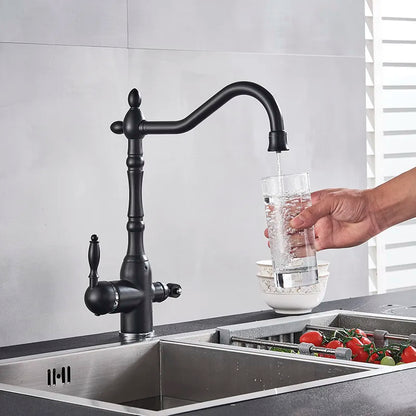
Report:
0,41,364,59
126,0,131,83
0,41,126,50
112,46,365,60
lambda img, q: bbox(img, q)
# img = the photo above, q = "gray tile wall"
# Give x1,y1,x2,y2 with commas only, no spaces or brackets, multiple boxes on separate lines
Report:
127,0,363,56
0,0,366,347
0,0,127,47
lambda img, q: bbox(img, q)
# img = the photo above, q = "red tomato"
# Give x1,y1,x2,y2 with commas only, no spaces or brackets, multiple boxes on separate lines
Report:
369,352,381,364
354,348,369,362
346,337,367,361
361,336,372,345
299,331,323,347
368,350,390,364
401,346,416,363
318,342,327,357
354,328,367,338
345,337,363,354
321,339,343,358
327,339,343,349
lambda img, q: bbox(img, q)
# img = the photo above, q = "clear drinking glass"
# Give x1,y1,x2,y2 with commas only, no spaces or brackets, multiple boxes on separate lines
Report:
261,173,318,288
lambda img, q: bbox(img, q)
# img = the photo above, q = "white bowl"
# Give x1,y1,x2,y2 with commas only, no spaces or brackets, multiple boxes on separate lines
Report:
256,260,329,314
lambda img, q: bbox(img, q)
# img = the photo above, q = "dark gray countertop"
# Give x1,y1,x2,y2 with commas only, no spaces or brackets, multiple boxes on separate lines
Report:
2,289,414,360
2,289,416,415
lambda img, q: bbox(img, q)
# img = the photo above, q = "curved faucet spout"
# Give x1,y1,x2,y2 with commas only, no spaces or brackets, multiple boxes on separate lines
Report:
112,81,289,152
141,81,288,152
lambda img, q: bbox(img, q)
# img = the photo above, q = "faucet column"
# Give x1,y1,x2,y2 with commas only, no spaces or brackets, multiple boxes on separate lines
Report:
120,135,154,339
115,89,154,339
111,90,183,340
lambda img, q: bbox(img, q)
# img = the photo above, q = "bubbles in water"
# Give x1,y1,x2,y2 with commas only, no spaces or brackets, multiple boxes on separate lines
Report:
264,193,316,274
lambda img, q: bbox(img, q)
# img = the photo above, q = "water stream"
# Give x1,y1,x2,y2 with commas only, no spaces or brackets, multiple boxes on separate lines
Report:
276,152,282,177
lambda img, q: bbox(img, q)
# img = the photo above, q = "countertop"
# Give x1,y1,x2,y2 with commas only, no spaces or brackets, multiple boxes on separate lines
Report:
2,289,416,415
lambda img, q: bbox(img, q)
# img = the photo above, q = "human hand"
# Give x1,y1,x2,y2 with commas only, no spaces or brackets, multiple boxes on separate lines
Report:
288,188,381,250
265,169,416,251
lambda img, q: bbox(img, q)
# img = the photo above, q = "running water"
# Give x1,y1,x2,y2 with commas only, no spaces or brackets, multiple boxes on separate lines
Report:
276,152,282,177
275,152,284,196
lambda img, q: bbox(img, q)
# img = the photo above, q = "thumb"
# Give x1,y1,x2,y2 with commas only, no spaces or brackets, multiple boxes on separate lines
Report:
290,197,333,229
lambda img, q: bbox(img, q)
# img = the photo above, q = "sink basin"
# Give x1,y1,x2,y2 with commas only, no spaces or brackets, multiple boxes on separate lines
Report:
0,338,374,415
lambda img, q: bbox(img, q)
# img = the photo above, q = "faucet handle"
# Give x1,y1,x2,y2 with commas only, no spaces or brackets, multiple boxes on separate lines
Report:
88,234,100,288
167,283,182,298
152,282,182,302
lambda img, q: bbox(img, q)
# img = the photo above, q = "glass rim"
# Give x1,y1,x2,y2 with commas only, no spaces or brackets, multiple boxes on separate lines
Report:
261,172,309,182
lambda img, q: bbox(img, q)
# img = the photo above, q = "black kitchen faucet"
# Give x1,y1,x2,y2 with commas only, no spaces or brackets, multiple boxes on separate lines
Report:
84,81,288,342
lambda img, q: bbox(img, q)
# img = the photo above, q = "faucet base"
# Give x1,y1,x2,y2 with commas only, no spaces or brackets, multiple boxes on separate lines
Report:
120,331,155,343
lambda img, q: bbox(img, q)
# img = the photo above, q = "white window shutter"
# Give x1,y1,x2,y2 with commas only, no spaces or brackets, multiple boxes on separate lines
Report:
366,0,416,293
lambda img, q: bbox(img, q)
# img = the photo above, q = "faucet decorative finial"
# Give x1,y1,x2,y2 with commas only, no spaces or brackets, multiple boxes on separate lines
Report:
128,88,141,107
86,81,288,342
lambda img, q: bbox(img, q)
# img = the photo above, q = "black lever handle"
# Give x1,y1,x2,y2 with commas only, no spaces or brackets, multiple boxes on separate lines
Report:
167,283,182,298
152,282,182,302
88,234,100,288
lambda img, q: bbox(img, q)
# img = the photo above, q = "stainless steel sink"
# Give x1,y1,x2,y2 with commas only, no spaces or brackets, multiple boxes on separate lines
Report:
0,336,375,415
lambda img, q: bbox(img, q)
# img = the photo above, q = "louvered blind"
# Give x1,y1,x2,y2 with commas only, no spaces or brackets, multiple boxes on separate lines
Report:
366,0,416,293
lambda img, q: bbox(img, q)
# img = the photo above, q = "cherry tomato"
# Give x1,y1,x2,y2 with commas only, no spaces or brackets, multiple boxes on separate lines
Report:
321,339,343,358
361,336,372,345
327,339,343,349
351,345,369,362
401,346,416,363
345,337,363,355
368,352,381,364
368,350,390,364
354,347,370,362
299,331,323,347
345,337,368,362
318,342,327,357
354,328,367,338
